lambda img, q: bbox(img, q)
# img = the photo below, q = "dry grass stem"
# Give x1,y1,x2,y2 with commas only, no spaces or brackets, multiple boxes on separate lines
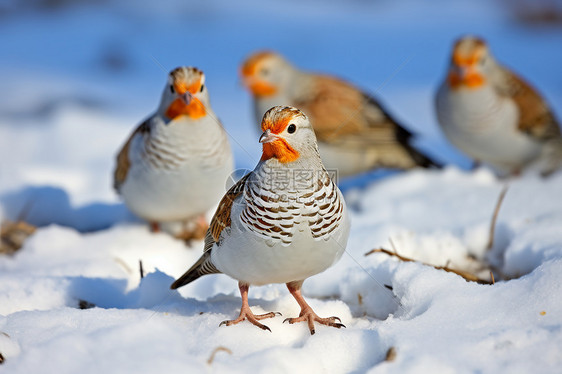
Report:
207,346,232,365
366,248,493,285
487,186,509,250
1,220,37,255
385,347,397,362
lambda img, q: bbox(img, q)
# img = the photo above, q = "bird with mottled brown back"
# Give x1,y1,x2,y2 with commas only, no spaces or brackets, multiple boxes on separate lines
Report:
436,35,562,176
240,51,440,177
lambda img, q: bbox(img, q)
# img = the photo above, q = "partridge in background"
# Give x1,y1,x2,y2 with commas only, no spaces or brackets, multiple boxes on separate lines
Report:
240,51,439,177
436,36,562,176
171,106,350,335
114,67,233,240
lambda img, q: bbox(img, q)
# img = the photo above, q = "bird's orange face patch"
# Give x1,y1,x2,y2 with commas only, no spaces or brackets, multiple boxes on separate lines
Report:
260,112,300,163
261,138,299,163
261,111,292,134
240,52,277,97
241,51,275,77
165,97,206,120
246,81,277,97
449,43,487,89
173,79,203,96
448,70,485,89
165,77,206,120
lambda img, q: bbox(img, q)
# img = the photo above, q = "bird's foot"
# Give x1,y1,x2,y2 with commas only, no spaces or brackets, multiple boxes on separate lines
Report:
219,307,281,332
150,222,161,233
175,215,209,243
283,307,345,335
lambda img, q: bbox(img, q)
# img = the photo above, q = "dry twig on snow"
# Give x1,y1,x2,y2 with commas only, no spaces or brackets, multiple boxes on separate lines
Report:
207,346,232,365
365,248,493,285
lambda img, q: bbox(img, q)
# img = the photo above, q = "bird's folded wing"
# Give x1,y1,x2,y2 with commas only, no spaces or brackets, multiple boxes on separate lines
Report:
498,69,561,141
113,119,151,191
208,172,251,244
293,74,408,145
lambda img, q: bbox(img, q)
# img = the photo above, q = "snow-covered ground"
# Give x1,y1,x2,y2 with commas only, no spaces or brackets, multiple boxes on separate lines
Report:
1,0,562,372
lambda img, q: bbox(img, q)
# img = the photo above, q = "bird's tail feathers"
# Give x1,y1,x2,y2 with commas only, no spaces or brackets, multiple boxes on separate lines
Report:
170,251,220,289
406,145,442,169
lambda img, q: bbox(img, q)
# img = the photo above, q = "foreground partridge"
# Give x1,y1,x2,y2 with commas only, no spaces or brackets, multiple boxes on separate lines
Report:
436,36,562,176
114,67,233,239
171,106,350,334
240,51,439,177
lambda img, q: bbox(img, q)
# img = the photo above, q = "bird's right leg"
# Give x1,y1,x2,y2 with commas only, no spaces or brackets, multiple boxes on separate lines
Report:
219,282,279,332
150,222,160,233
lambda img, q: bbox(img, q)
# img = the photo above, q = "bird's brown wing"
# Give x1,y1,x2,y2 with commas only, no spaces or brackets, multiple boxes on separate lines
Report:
293,75,378,141
113,119,150,192
294,74,438,169
294,74,407,141
209,172,251,244
497,68,561,141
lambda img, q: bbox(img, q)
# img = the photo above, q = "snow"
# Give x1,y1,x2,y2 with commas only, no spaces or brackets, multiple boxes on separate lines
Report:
1,0,562,372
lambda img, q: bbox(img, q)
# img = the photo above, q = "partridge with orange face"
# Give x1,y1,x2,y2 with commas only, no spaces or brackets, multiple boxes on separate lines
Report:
436,36,562,176
114,67,233,239
171,106,350,335
240,51,439,177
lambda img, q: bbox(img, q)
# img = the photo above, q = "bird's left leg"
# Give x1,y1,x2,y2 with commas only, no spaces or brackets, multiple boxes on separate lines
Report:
283,280,345,335
150,222,161,233
219,282,280,332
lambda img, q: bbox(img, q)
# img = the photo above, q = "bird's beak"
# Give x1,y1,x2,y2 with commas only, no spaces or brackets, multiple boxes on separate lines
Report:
455,65,470,79
180,92,193,105
259,129,277,143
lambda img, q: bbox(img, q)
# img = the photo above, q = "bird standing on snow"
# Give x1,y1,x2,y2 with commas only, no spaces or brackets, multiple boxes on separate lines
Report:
436,36,562,176
240,51,439,177
171,106,350,334
114,67,233,240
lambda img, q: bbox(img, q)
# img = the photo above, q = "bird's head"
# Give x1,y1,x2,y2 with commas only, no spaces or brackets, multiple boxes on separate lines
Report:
240,51,293,98
161,66,208,120
259,106,318,164
447,36,493,90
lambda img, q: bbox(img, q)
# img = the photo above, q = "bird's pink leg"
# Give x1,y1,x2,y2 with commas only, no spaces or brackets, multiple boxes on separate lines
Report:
219,282,279,332
150,222,160,233
284,281,345,335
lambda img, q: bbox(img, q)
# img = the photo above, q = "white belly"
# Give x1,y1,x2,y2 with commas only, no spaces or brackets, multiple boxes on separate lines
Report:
436,84,542,173
121,158,232,222
211,208,350,286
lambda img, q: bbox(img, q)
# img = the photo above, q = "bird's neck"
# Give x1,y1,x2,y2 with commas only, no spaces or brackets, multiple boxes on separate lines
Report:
254,152,328,193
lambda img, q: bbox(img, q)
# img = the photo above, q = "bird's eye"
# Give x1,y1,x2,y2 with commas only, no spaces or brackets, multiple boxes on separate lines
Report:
479,56,487,65
170,85,175,94
200,84,205,93
260,68,269,76
287,124,296,134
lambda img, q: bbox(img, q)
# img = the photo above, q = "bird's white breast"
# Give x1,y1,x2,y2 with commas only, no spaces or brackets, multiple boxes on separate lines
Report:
121,114,233,222
436,83,542,173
